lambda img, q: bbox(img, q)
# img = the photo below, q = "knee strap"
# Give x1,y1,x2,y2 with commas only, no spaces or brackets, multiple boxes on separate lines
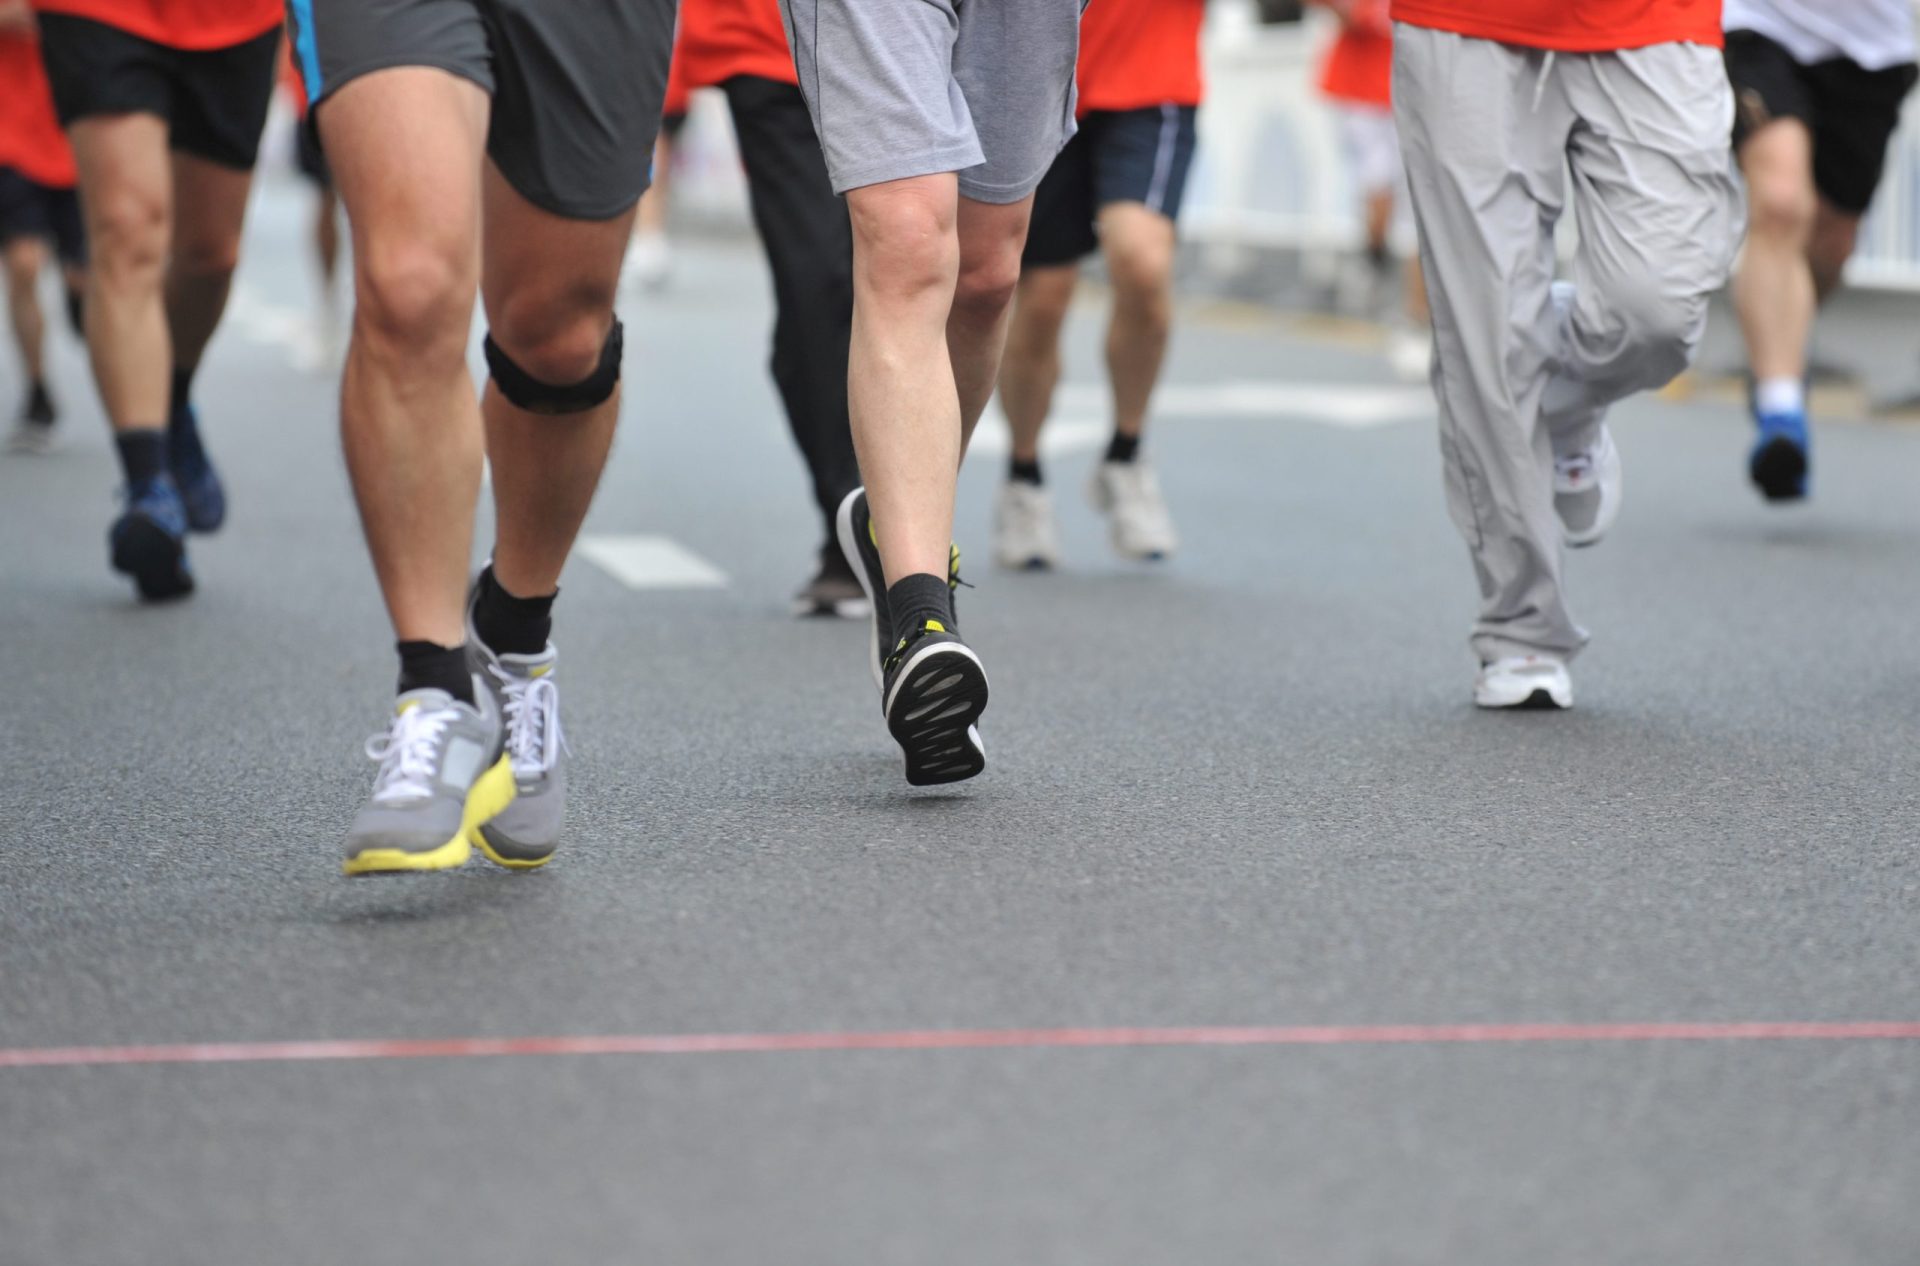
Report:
484,318,623,415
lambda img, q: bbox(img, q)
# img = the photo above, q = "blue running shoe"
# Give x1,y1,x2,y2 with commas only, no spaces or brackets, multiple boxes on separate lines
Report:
109,476,194,601
168,404,226,532
1749,409,1809,502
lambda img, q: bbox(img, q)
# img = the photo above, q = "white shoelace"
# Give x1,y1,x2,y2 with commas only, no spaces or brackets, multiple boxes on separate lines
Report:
492,668,566,778
364,706,456,803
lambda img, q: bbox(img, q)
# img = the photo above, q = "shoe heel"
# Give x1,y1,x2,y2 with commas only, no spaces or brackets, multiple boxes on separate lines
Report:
462,755,518,847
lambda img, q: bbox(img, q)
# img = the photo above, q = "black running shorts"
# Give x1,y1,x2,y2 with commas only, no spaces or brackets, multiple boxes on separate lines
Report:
0,168,86,266
1023,105,1199,268
35,14,278,172
1726,28,1918,216
286,0,676,220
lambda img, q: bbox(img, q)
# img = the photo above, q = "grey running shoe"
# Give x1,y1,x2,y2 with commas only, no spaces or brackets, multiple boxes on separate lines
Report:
469,636,568,868
342,681,514,875
1554,425,1622,548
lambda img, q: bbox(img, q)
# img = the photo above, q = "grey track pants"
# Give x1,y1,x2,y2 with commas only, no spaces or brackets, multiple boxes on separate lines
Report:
1392,25,1743,663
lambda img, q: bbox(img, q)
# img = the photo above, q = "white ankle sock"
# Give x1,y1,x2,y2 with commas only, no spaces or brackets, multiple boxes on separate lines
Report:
1756,376,1805,416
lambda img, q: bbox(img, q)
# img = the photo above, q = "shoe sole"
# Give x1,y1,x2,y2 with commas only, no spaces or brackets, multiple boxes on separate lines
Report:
1474,685,1572,710
885,641,989,786
342,754,517,875
834,490,887,691
109,513,195,601
477,814,559,869
1750,437,1808,502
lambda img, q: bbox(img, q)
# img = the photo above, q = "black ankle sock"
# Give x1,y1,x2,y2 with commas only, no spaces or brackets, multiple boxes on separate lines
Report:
1366,241,1392,275
1008,457,1043,486
887,572,953,648
64,288,83,338
1104,431,1141,464
169,365,197,422
471,564,556,655
396,640,474,703
114,429,169,485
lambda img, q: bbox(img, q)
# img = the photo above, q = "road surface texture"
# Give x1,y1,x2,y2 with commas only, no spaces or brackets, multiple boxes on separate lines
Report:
3,184,1918,1265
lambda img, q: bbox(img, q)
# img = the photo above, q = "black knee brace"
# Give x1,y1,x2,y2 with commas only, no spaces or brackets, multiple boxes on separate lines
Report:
483,318,623,415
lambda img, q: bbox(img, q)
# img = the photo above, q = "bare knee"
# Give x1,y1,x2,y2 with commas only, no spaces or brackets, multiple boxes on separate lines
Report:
170,228,241,285
87,187,168,291
1104,241,1173,329
953,246,1021,325
353,234,474,364
848,185,960,307
3,240,44,293
489,284,616,386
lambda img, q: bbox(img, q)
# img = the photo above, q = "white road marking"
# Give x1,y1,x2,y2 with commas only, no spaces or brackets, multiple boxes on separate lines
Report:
1051,380,1434,429
576,535,728,590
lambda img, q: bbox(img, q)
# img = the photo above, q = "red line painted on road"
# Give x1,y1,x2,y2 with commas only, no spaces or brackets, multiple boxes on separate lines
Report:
3,1022,1919,1070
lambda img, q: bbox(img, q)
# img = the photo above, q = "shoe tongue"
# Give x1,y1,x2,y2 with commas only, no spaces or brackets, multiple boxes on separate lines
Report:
395,688,455,716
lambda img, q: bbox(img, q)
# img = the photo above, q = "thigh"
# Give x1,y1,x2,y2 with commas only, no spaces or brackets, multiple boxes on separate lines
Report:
481,0,676,219
1805,57,1917,215
952,0,1082,204
169,151,254,262
319,67,488,290
34,14,173,130
1090,104,1198,221
479,165,633,345
780,0,980,195
165,27,280,171
1564,42,1742,307
1020,125,1097,268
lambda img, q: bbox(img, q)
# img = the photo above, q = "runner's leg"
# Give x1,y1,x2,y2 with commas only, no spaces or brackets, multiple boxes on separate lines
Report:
68,114,171,433
1098,202,1175,442
999,264,1077,464
1731,119,1815,386
479,164,633,600
320,67,488,649
3,234,48,391
164,152,250,375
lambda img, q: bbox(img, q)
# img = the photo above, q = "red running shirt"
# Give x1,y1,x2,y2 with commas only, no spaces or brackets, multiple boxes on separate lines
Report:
1319,0,1393,107
31,0,282,52
666,0,796,116
0,31,76,188
1388,0,1723,52
1076,0,1207,115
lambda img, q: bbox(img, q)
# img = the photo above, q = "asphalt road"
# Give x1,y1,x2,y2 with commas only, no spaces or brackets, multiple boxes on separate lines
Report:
2,182,1918,1265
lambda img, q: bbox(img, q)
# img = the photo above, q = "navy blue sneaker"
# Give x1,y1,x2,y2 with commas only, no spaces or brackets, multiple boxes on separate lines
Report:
109,477,195,601
1749,409,1809,502
168,405,226,532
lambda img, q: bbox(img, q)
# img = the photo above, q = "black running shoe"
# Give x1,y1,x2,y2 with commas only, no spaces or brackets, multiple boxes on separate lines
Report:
835,488,890,689
883,619,988,786
794,539,871,619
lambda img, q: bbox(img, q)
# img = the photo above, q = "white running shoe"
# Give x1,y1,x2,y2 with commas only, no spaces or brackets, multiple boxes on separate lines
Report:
1089,459,1178,560
5,420,55,455
1553,426,1623,549
992,479,1061,570
1474,656,1573,710
1387,326,1432,382
621,231,671,295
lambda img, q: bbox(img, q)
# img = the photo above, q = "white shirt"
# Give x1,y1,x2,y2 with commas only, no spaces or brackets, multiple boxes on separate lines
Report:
1724,0,1917,71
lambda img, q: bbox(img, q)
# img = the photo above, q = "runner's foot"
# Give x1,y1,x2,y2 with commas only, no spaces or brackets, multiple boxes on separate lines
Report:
108,476,194,601
168,403,227,532
883,618,989,786
1749,409,1809,502
467,631,568,869
1554,425,1622,548
1090,458,1177,560
1474,656,1572,710
993,478,1061,570
342,682,515,875
793,540,871,619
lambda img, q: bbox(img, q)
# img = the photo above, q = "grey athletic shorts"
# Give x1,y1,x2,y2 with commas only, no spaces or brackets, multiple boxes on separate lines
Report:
287,0,675,219
778,0,1084,203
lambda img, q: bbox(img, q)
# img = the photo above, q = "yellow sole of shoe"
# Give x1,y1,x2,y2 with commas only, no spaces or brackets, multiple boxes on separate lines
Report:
342,755,518,876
